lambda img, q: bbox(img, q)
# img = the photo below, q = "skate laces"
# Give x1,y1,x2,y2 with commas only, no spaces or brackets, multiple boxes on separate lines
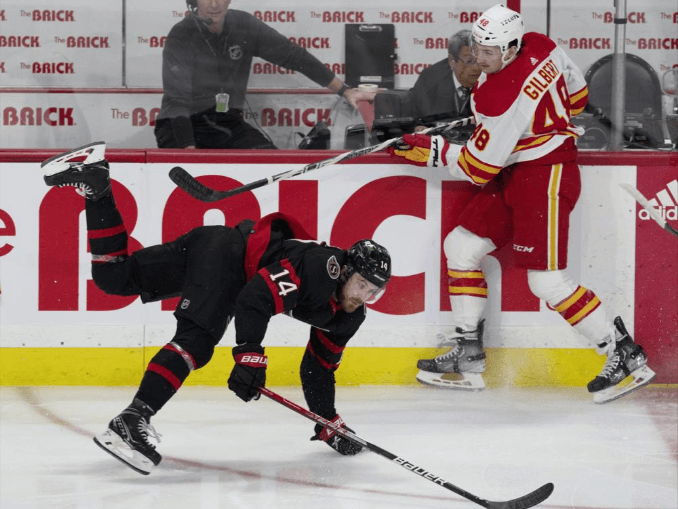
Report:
436,343,463,362
599,350,621,378
435,328,478,362
137,416,162,448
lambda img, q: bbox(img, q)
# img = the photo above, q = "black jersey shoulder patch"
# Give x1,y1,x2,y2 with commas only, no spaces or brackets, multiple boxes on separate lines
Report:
326,255,340,279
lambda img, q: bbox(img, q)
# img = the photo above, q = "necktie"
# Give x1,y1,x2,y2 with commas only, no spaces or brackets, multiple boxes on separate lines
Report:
457,87,470,114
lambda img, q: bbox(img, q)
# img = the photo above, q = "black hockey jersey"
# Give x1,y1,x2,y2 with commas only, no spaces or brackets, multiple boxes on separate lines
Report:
235,214,366,373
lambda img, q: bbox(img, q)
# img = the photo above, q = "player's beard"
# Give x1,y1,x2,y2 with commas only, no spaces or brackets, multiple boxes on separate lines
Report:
338,286,362,313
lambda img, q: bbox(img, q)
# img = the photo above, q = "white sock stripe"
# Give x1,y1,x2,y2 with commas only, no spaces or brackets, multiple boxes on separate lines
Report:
169,341,197,371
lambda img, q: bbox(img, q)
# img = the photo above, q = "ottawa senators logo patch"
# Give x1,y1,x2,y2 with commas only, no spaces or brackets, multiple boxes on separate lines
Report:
326,255,340,279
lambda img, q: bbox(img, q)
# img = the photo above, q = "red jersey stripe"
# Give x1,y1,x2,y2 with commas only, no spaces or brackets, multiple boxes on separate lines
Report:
316,329,345,354
88,224,126,239
458,148,501,185
259,267,285,314
280,259,301,287
147,363,182,391
307,341,340,370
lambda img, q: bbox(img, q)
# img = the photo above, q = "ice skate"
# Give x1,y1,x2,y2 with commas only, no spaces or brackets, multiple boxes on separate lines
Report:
416,320,486,390
588,317,656,404
93,398,162,475
42,141,111,201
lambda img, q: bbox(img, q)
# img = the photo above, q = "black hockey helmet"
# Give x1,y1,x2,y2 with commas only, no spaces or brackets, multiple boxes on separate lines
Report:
346,239,391,288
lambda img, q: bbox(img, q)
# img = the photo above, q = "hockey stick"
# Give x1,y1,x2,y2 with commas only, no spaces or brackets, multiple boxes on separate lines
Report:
258,388,553,509
168,116,473,202
620,183,678,238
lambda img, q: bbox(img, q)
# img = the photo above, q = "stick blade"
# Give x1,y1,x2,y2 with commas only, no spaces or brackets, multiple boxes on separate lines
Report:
486,482,554,509
169,166,221,202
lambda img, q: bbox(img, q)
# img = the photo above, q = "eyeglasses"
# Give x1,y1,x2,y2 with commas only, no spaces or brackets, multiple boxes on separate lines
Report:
457,56,478,66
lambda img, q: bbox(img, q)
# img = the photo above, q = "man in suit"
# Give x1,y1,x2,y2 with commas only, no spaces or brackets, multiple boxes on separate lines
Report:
410,29,481,129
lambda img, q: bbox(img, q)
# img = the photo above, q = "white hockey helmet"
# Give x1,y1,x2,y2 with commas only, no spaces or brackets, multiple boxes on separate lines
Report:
471,4,524,56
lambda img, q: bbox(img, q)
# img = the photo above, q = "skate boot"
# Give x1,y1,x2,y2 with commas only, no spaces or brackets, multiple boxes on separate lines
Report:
93,398,162,475
42,141,111,201
416,320,486,390
587,317,656,404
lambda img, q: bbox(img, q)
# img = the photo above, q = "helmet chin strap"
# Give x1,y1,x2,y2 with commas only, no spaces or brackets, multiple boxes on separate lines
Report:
499,47,519,70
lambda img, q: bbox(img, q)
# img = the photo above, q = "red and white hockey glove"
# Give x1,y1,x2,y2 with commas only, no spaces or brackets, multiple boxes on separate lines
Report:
228,344,267,402
389,133,450,168
310,414,363,456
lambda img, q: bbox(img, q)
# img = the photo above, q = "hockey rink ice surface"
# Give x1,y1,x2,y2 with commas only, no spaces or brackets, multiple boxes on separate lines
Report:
0,385,676,509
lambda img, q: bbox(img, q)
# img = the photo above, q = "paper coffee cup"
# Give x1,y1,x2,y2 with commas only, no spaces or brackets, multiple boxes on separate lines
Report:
358,84,378,92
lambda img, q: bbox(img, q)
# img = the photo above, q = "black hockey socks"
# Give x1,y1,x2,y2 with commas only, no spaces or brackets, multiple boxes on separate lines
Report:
134,345,192,413
85,194,128,263
134,329,216,413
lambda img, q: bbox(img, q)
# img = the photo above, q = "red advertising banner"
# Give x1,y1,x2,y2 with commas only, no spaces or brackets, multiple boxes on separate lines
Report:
634,164,678,383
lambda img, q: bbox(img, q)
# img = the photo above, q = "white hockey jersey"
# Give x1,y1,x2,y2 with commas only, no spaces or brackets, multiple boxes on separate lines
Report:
448,32,589,185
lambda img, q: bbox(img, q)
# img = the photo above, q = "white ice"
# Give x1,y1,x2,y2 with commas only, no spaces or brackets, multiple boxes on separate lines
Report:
1,385,676,509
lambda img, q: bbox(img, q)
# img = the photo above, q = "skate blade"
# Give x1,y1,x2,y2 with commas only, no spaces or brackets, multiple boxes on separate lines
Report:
41,141,106,175
416,370,486,391
593,365,656,404
93,429,155,475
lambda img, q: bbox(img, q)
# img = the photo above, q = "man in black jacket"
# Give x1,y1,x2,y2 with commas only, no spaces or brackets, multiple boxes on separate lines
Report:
155,0,365,149
410,29,481,136
42,142,392,475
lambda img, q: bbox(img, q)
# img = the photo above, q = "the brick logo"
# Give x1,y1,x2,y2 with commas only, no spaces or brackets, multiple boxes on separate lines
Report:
394,62,432,75
603,11,646,23
313,11,365,23
3,107,75,126
381,11,433,23
67,36,109,48
30,9,75,21
638,38,678,50
137,36,165,48
254,11,296,22
560,38,611,49
289,36,330,49
29,62,74,74
261,108,331,127
0,36,40,47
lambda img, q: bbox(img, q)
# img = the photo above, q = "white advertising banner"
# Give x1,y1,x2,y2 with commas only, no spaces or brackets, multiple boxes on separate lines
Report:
1,1,676,150
0,91,354,150
0,0,123,88
0,0,675,89
0,159,636,350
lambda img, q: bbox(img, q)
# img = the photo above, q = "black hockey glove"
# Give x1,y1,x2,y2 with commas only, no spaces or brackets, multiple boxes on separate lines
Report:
228,344,267,402
310,414,363,456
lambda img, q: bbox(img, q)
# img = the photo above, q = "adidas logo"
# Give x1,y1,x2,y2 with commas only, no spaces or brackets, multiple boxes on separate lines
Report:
530,57,539,65
638,179,678,221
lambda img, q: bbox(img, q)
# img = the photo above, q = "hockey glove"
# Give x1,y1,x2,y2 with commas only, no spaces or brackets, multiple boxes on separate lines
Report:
389,133,450,168
228,344,267,402
310,414,363,456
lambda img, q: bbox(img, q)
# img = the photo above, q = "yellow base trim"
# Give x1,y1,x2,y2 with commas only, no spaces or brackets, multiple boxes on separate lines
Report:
3,346,673,388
